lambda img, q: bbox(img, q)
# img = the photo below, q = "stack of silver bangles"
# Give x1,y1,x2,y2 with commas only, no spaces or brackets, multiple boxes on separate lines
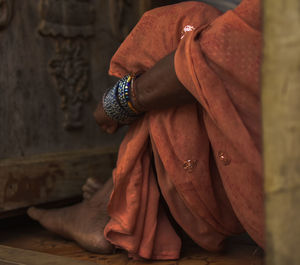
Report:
103,75,141,123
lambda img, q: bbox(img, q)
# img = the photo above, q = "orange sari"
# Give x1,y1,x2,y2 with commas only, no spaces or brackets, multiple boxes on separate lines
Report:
104,0,263,260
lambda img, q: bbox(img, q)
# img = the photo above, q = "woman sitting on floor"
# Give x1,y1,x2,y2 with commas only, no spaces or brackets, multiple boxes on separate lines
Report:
28,0,264,260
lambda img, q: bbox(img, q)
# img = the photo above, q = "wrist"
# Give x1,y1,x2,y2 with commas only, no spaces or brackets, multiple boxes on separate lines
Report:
130,74,147,113
102,74,144,124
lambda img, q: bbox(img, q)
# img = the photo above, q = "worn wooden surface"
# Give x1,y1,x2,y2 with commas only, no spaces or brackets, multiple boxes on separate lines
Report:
0,218,264,265
0,245,96,265
262,0,300,264
0,0,163,213
0,0,175,213
0,0,170,159
0,148,117,213
0,0,128,159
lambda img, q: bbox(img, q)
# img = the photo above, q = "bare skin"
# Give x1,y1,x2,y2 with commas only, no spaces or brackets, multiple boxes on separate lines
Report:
27,51,195,254
93,51,195,133
82,177,103,201
28,177,114,253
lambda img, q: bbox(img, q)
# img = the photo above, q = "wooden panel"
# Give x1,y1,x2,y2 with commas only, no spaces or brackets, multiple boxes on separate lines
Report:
0,0,171,212
0,0,133,212
0,0,127,160
0,148,117,213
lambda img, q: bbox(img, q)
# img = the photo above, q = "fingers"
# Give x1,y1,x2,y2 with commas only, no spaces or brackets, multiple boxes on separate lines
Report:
93,101,109,126
99,123,118,134
93,106,106,126
94,101,120,134
106,123,119,134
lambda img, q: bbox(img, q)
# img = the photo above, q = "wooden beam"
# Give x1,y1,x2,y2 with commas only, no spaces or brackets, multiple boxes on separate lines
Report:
0,148,117,213
262,0,300,264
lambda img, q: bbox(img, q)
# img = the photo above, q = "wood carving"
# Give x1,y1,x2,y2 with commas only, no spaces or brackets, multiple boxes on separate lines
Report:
49,40,90,130
0,0,14,30
38,0,95,130
38,0,95,38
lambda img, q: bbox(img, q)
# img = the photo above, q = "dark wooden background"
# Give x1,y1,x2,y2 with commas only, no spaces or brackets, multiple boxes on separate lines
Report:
0,0,170,214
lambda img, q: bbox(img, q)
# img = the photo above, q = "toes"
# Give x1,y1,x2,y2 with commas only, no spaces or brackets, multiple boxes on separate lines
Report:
82,184,99,201
86,177,102,190
83,192,92,201
27,207,45,221
27,207,64,237
27,207,55,229
27,205,81,240
82,177,103,200
82,184,97,194
28,203,114,255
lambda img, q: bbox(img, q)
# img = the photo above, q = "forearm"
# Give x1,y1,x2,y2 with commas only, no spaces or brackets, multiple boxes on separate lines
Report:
134,51,196,112
98,51,196,131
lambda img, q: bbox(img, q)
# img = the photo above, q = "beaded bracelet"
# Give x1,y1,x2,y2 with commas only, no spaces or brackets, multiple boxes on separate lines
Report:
103,74,142,123
129,73,145,113
117,75,140,116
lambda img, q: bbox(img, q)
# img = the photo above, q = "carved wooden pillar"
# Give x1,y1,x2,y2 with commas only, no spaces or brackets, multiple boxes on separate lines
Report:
38,0,95,130
262,0,300,263
0,0,123,214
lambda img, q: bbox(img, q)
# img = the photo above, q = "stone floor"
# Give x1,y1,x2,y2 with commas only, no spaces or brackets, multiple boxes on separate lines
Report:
0,215,264,265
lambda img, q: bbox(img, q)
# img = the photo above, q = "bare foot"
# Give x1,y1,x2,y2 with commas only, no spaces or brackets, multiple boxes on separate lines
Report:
27,178,114,254
82,177,103,201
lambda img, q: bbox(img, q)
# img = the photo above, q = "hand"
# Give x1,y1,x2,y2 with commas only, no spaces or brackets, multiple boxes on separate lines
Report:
94,100,119,134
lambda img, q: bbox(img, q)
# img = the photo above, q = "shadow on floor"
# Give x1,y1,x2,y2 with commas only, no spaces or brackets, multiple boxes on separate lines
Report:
0,215,264,265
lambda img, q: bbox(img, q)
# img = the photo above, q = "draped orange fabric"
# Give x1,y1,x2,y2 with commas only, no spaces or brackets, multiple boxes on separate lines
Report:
104,0,263,260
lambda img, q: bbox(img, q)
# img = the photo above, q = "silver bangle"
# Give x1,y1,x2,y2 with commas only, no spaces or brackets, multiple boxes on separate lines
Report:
102,76,139,123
